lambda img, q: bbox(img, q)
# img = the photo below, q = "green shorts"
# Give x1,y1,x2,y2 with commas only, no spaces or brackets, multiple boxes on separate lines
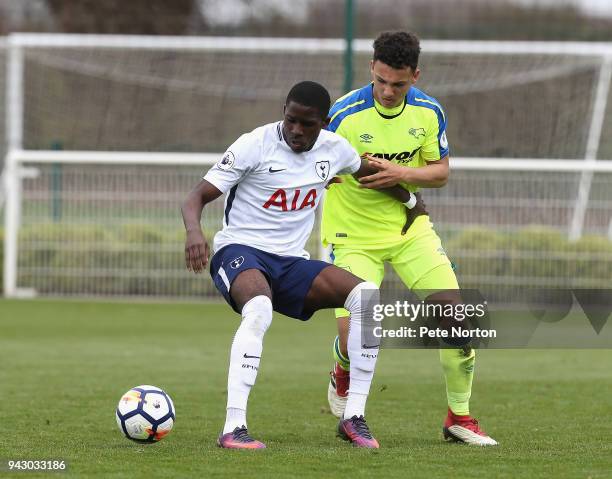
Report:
331,215,459,318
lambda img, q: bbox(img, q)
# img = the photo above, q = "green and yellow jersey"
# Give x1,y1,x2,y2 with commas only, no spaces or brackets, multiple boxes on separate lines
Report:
322,83,449,246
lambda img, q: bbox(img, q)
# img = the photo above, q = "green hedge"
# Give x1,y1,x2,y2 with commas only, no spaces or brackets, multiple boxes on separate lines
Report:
445,227,612,286
0,224,209,297
0,225,610,296
0,228,3,292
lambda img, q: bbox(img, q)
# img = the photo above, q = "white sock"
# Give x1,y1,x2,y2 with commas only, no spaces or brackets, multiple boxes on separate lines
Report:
343,281,380,419
223,407,247,434
223,295,273,434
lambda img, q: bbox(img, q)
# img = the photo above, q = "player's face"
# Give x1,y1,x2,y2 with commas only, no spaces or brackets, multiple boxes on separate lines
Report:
282,101,327,153
370,60,419,109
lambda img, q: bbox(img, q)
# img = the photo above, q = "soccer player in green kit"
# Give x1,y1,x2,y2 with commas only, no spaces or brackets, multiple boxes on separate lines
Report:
323,31,497,446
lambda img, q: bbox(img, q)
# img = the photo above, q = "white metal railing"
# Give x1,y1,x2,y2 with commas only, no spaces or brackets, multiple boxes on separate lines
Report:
6,150,612,171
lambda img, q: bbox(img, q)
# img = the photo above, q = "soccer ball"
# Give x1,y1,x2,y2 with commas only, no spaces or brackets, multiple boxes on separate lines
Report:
115,385,175,443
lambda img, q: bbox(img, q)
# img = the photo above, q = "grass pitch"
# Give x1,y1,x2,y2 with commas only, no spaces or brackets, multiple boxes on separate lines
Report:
1,299,611,478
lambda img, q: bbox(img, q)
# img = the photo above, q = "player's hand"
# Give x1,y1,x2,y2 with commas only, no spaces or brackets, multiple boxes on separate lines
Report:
325,177,343,189
401,192,428,235
359,156,406,189
185,229,210,273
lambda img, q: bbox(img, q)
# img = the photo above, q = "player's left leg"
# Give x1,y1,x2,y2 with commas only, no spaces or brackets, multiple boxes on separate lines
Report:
416,284,495,445
326,246,386,418
392,217,497,446
209,245,275,449
303,265,381,448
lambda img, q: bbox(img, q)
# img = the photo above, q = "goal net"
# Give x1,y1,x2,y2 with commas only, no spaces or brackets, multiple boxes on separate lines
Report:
2,35,612,299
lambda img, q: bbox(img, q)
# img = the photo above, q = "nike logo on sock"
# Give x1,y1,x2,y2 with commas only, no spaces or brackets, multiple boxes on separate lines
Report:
243,353,261,359
362,343,380,349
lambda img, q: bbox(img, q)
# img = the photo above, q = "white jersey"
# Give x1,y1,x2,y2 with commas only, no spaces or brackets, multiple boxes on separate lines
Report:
204,121,361,258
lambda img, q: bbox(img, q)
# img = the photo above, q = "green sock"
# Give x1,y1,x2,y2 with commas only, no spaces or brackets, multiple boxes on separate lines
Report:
440,346,475,416
333,335,350,371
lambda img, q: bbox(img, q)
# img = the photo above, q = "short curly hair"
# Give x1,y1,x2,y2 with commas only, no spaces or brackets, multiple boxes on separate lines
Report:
286,81,330,120
373,31,421,71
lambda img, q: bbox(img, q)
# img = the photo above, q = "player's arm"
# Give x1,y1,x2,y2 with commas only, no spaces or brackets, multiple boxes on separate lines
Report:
358,155,449,189
352,158,418,204
181,179,223,273
184,133,255,272
352,158,428,234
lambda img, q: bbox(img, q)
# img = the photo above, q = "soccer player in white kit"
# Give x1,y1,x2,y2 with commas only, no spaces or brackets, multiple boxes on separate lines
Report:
182,81,423,449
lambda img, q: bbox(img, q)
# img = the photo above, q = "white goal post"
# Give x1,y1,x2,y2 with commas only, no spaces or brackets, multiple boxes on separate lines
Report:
3,34,612,298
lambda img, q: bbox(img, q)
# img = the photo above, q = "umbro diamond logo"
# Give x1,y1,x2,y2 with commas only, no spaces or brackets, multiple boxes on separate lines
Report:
360,133,373,143
269,167,286,173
